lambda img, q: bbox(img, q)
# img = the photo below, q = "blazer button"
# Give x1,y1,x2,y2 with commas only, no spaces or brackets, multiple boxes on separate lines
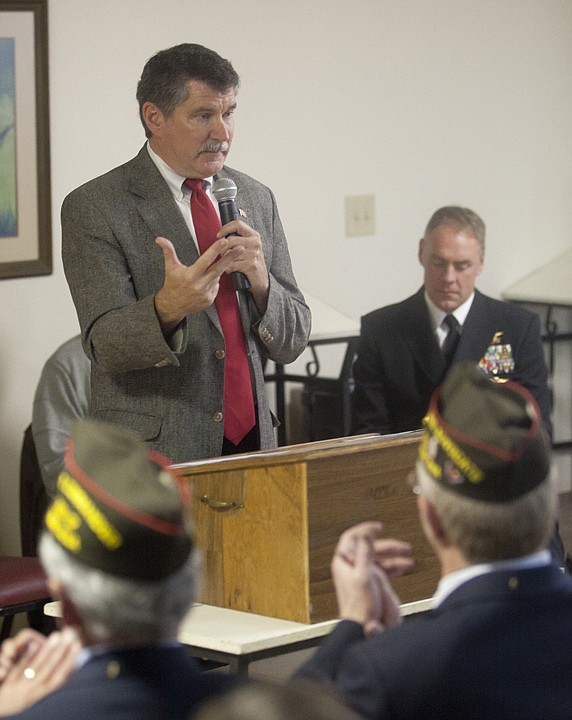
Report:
215,349,225,360
212,412,223,423
106,660,121,679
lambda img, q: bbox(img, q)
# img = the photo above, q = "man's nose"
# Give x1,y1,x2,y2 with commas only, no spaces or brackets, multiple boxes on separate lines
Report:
443,264,457,282
210,115,230,140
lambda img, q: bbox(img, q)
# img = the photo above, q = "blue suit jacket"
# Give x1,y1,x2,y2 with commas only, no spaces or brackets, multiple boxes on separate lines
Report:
6,644,237,720
352,288,552,436
296,565,572,720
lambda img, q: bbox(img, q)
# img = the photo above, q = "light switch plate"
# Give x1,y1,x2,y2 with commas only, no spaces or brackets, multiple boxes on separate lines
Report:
345,194,375,237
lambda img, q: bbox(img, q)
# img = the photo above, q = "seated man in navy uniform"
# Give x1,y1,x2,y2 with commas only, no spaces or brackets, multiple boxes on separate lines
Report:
351,206,565,563
297,365,572,720
352,206,552,435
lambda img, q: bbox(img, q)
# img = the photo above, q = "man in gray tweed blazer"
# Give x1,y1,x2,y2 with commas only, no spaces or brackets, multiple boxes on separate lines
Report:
62,43,310,463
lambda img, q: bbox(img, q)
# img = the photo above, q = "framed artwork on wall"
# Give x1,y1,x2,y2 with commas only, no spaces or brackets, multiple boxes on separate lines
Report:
0,0,51,279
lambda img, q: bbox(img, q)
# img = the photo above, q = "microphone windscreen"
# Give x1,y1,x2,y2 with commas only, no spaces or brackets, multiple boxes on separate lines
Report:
212,177,237,202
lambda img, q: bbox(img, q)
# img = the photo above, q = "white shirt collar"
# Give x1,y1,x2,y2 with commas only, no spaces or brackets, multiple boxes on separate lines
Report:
146,143,214,200
425,291,475,332
432,550,551,607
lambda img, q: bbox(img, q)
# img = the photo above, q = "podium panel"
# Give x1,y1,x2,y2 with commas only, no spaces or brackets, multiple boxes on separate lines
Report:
174,432,438,623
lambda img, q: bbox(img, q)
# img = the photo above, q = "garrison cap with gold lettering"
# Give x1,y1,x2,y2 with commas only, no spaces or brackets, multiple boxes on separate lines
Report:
44,419,193,580
419,363,551,502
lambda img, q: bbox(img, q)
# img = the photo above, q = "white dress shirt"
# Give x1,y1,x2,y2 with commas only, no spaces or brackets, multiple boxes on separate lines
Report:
146,143,221,252
424,291,475,349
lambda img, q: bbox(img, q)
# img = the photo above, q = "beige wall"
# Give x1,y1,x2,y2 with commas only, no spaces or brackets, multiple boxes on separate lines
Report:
1,0,571,552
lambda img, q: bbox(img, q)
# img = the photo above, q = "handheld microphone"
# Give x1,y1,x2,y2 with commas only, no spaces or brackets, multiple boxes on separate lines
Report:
211,177,251,291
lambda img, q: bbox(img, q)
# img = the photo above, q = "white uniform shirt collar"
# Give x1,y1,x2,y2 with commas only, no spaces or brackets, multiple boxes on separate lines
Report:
424,291,475,333
432,550,551,607
425,291,475,349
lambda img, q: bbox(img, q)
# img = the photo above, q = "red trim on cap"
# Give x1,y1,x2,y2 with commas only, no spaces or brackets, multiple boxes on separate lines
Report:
147,450,191,508
63,441,187,537
430,378,541,463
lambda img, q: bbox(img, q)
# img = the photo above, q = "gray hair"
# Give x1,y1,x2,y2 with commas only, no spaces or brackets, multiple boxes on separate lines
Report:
136,43,240,138
424,206,486,254
39,532,200,643
416,461,558,563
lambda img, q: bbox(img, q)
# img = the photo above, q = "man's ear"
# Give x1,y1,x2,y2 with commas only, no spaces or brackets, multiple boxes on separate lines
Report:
417,495,448,547
141,102,164,137
49,579,83,631
475,252,485,278
418,238,426,266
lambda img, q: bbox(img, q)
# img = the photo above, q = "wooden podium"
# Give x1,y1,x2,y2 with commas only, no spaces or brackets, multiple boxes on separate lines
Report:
173,432,438,624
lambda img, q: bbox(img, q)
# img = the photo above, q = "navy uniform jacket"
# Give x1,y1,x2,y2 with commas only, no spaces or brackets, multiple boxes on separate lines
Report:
351,288,565,563
4,645,237,720
352,288,552,436
296,565,572,720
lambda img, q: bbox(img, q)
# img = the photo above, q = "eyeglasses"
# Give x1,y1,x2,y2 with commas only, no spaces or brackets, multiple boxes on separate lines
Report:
407,471,422,496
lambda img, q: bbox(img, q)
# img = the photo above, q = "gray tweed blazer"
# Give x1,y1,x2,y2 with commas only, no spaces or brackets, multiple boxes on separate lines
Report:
61,146,310,463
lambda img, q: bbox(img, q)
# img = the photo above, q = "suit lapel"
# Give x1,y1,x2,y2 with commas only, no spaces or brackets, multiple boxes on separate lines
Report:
127,147,221,332
403,289,446,384
127,147,199,265
217,167,249,220
454,290,496,364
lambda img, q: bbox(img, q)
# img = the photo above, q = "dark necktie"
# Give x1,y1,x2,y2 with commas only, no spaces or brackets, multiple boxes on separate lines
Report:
442,314,461,367
185,179,255,445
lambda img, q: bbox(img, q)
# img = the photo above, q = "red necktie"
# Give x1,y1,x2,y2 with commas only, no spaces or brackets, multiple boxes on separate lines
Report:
185,179,255,445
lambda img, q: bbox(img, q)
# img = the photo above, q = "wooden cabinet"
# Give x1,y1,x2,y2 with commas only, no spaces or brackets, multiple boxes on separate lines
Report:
174,432,438,623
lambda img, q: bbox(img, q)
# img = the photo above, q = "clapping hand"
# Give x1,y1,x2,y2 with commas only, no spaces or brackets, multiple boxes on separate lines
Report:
332,521,414,636
0,628,80,716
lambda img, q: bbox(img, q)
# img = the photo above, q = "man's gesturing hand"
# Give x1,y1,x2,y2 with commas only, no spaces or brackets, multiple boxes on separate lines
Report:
154,236,243,333
216,220,269,311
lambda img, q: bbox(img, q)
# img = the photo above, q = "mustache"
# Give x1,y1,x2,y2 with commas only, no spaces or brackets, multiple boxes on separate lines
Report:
199,140,230,154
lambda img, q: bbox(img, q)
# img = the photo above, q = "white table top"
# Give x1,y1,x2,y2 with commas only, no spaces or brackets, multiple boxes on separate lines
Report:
502,250,572,307
303,291,360,342
44,598,432,656
178,604,338,654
